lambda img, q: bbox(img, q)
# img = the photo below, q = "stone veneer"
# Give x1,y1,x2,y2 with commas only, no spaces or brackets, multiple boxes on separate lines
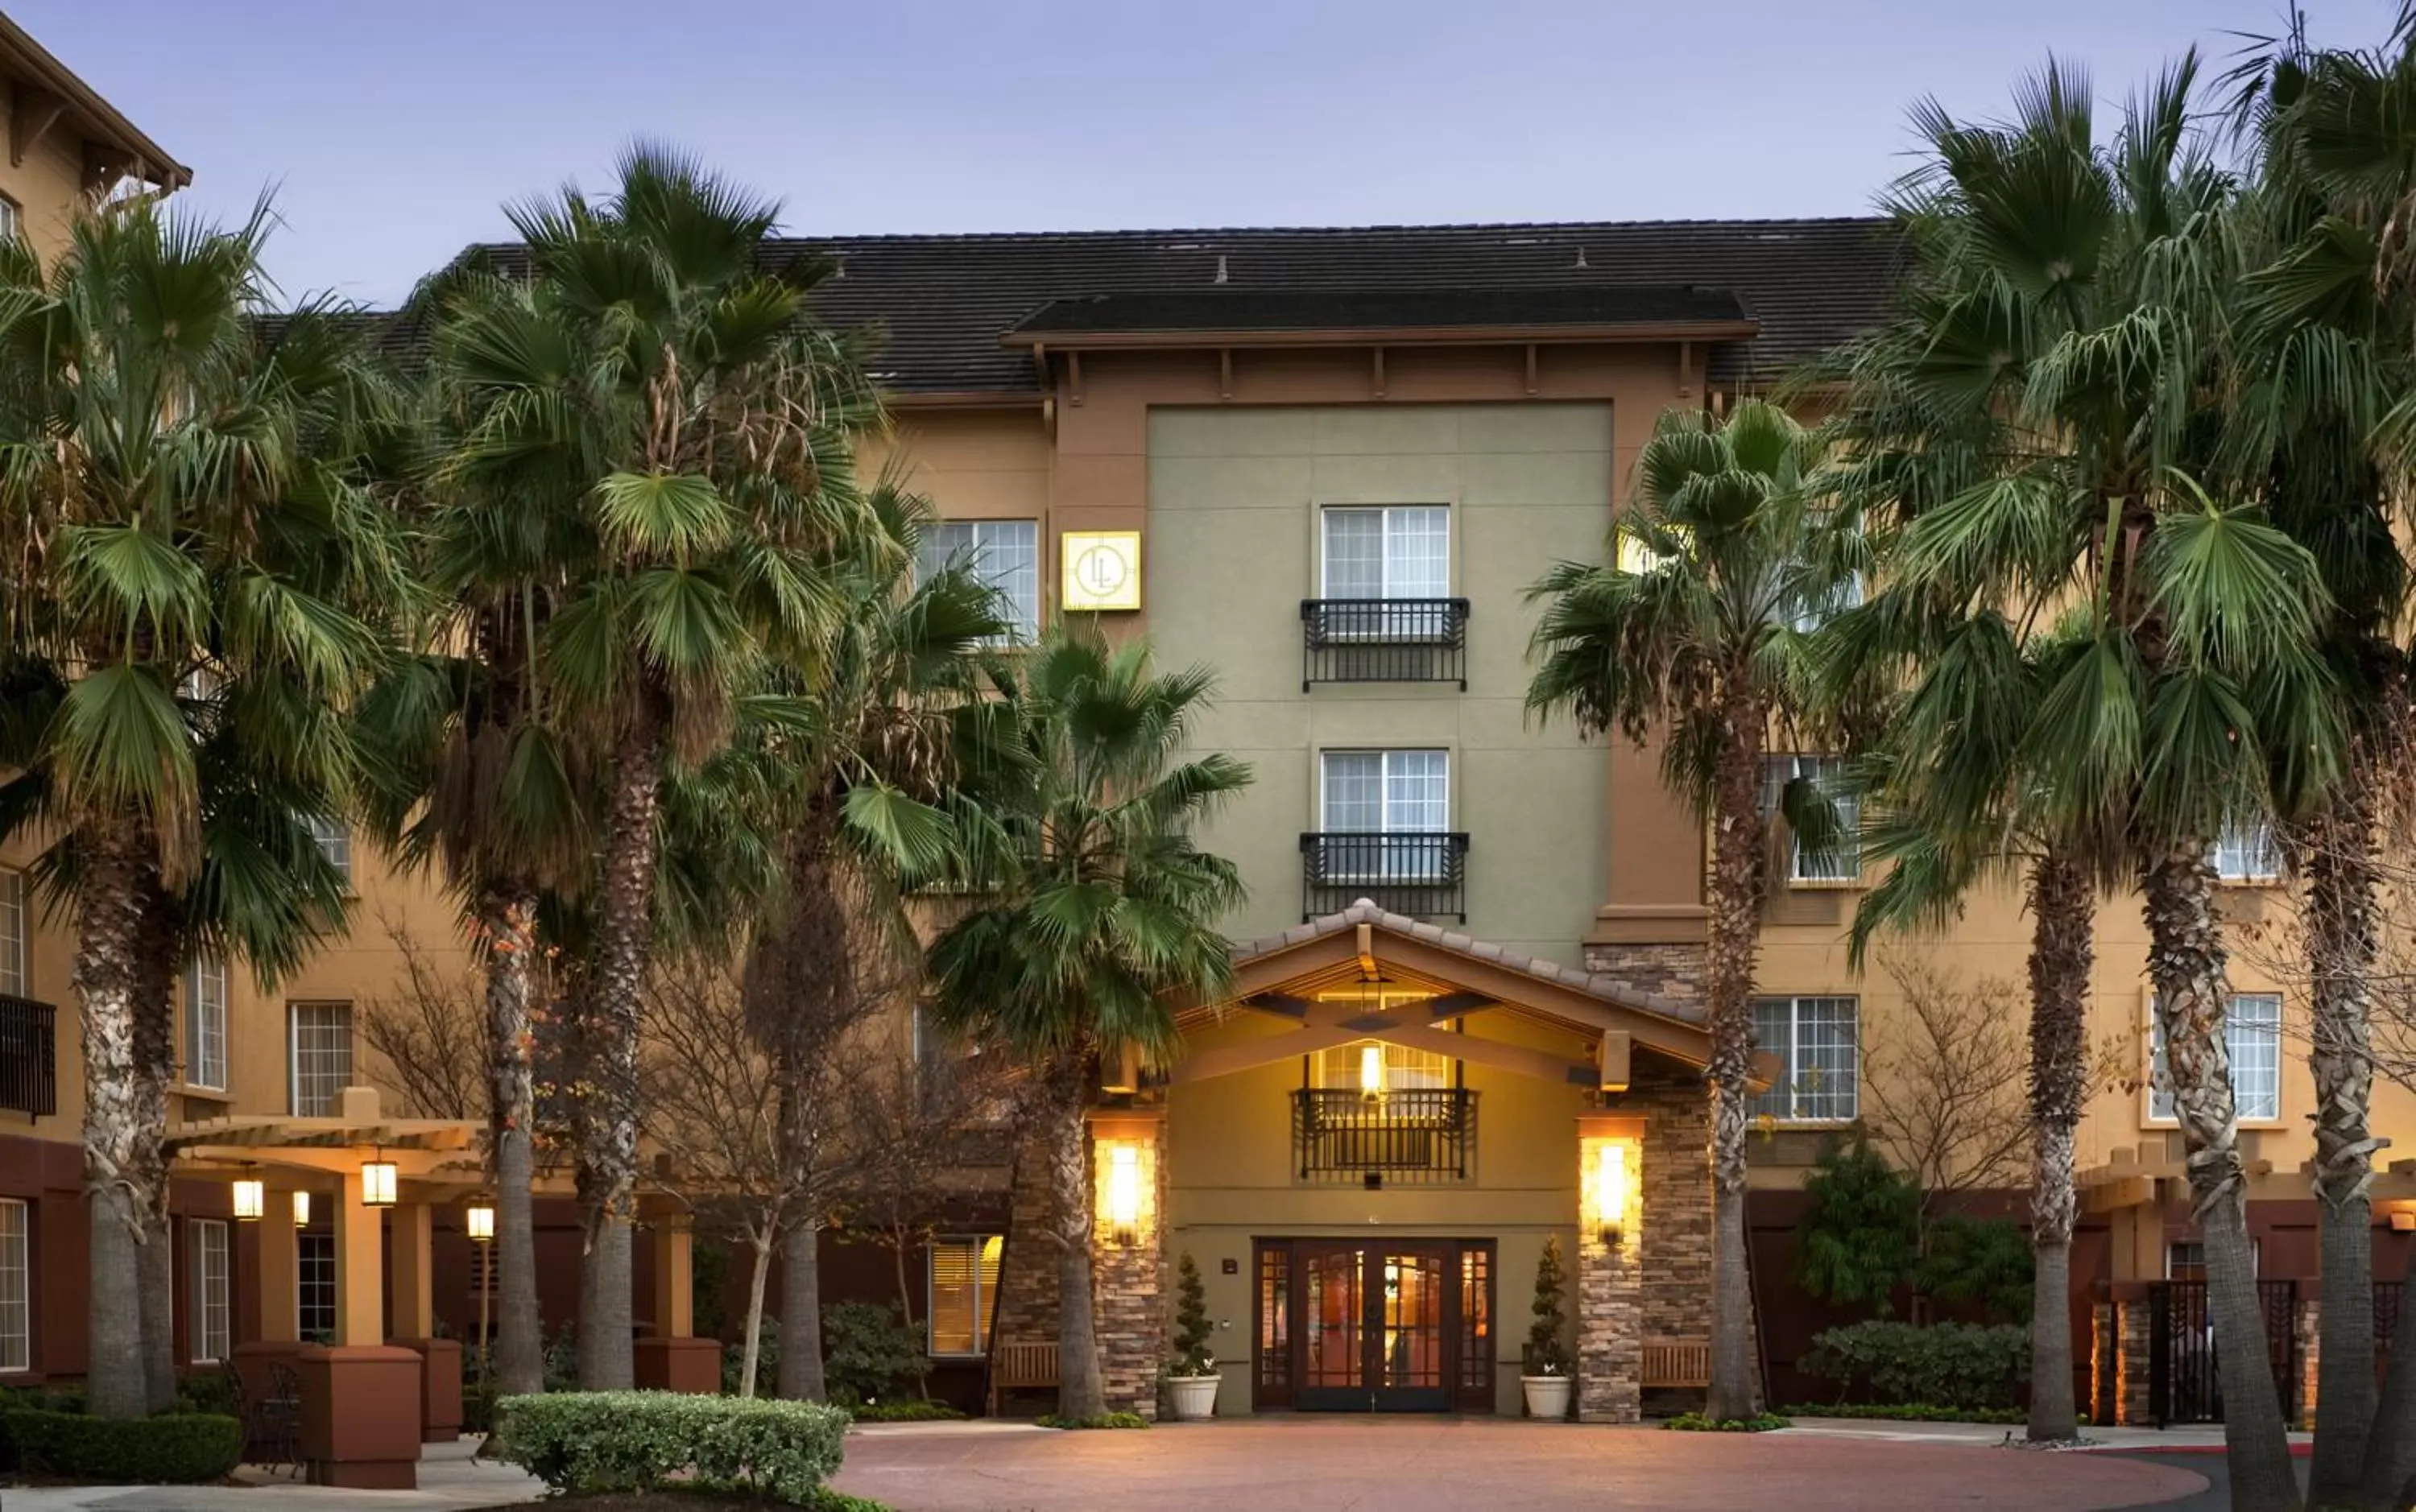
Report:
1582,941,1707,1006
2294,1295,2319,1431
2115,1297,2153,1426
1575,1060,1718,1420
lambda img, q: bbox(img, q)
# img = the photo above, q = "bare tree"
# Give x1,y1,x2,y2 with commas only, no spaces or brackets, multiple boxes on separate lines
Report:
1860,952,2033,1230
357,916,484,1120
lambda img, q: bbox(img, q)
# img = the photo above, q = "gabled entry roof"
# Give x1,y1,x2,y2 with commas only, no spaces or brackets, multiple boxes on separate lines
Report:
1181,899,1719,1076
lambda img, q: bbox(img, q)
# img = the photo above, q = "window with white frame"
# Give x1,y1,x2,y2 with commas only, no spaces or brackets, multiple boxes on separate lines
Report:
1750,996,1860,1121
1314,1040,1454,1093
1322,506,1450,602
288,1002,354,1116
0,868,23,998
2211,818,2282,883
307,815,353,889
916,519,1040,640
1320,750,1450,881
928,1234,1003,1357
190,1217,229,1363
0,1199,27,1371
184,957,227,1091
0,198,20,246
2149,993,2282,1122
297,1230,335,1341
1761,755,1860,883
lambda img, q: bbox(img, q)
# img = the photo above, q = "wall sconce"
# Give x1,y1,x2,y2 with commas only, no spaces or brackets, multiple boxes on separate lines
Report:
231,1175,265,1223
1107,1142,1142,1244
1593,1141,1632,1248
465,1201,496,1243
292,1190,312,1227
360,1153,398,1208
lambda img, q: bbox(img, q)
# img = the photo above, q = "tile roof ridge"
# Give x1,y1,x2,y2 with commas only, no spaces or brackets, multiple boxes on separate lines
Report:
746,214,1893,246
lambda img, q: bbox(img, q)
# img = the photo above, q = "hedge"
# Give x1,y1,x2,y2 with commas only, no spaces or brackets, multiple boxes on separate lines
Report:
1665,1411,1790,1432
496,1390,849,1504
1799,1321,2031,1411
2,1410,243,1482
1777,1401,2027,1424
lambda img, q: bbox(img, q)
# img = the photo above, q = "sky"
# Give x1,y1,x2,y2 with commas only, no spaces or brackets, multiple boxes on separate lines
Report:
12,0,2392,309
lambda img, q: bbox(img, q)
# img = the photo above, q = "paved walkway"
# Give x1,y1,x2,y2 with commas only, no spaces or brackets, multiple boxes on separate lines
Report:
0,1438,545,1511
830,1418,2211,1511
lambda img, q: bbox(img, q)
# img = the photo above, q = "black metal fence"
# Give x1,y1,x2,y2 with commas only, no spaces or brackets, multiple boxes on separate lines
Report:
1301,598,1470,692
0,994,56,1119
2147,1279,2299,1427
1300,832,1469,921
1293,1088,1476,1184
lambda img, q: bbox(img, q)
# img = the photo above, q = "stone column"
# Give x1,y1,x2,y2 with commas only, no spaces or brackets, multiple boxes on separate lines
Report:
2296,1295,2321,1431
2113,1287,2153,1427
2088,1301,2114,1424
1089,1109,1165,1420
1576,1113,1646,1423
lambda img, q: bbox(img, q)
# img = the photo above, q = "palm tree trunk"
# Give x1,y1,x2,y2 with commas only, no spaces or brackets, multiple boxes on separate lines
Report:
75,820,155,1420
1044,1056,1106,1420
2298,787,2381,1507
132,882,179,1413
2025,849,2093,1443
2142,848,2299,1512
480,886,545,1398
1703,717,1768,1423
2356,1239,2416,1510
778,1219,826,1401
577,715,665,1391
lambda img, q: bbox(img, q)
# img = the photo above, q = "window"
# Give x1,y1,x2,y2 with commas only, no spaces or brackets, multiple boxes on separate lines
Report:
307,815,353,889
0,1199,25,1372
1321,750,1448,834
190,1218,229,1363
2149,993,2282,1122
1751,996,1860,1121
184,957,227,1091
297,1230,335,1341
917,519,1040,640
1322,506,1449,600
0,869,23,998
0,197,19,246
928,1234,1003,1357
1762,755,1860,884
288,1002,354,1117
2212,819,2282,884
1787,570,1865,634
2166,1239,2259,1281
1314,1041,1454,1093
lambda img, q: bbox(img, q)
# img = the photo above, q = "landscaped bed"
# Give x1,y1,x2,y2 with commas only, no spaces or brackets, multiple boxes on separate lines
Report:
512,1492,887,1512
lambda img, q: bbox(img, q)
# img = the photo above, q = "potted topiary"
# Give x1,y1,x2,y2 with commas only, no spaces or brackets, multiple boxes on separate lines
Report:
1521,1235,1574,1419
1165,1253,1219,1420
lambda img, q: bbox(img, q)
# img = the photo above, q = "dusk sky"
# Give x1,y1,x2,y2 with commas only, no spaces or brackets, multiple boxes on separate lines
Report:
14,1,2385,308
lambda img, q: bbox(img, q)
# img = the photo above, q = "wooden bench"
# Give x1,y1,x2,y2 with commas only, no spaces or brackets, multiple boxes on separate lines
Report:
987,1341,1059,1417
1640,1340,1711,1390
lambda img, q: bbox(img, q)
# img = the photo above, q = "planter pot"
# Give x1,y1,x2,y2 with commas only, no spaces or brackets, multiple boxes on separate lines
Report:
1167,1374,1220,1421
1521,1374,1573,1420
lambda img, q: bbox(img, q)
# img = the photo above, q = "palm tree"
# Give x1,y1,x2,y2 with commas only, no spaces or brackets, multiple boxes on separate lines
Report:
0,200,403,1417
1525,398,1852,1422
925,626,1249,1419
432,145,884,1387
1821,59,2344,1510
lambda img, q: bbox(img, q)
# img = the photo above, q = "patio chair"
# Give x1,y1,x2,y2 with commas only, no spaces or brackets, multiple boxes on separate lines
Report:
252,1359,304,1477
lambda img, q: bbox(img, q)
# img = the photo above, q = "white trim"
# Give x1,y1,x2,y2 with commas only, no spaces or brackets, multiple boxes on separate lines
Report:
0,868,23,998
2141,990,2286,1127
0,1198,28,1373
1318,504,1451,600
1749,994,1861,1122
190,1217,230,1364
184,956,228,1092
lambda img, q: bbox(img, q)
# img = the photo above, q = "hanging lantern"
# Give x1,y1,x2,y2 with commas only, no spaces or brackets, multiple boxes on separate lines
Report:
360,1155,398,1208
465,1201,495,1243
231,1177,264,1222
292,1190,312,1227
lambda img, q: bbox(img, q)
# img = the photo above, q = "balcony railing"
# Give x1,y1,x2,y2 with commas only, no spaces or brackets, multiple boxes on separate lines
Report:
1293,1088,1477,1184
0,994,58,1119
1300,831,1469,922
1301,598,1471,691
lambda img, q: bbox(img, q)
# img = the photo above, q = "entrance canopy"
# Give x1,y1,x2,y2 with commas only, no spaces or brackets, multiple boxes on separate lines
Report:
1170,899,1747,1092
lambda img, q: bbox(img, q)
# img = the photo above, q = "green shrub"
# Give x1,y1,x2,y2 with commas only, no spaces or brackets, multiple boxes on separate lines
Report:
1776,1401,2025,1423
175,1370,238,1419
3,1410,243,1481
845,1401,965,1423
1793,1138,1919,1314
1800,1320,2031,1411
1169,1253,1214,1375
0,1384,84,1415
821,1301,926,1407
1665,1411,1790,1431
1037,1411,1149,1429
496,1390,849,1504
723,1311,784,1396
806,1489,895,1512
1918,1216,2035,1321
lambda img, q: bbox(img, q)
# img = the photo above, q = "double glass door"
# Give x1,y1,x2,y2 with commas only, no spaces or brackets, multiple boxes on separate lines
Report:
1255,1238,1493,1412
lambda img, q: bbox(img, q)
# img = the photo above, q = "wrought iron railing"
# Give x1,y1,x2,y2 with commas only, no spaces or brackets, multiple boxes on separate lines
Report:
1292,1089,1476,1184
0,994,57,1119
1301,598,1470,691
1300,832,1468,921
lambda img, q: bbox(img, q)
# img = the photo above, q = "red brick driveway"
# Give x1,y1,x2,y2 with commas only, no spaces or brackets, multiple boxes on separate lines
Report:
833,1419,2207,1512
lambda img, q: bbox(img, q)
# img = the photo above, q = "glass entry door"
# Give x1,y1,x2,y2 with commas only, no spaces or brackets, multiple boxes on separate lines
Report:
1258,1238,1491,1412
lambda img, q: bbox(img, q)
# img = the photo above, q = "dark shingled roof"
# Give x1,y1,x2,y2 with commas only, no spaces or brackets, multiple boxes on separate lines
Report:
1004,283,1754,339
427,217,1903,395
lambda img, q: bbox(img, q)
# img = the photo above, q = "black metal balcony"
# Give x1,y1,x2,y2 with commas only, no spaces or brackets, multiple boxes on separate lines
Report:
1293,1088,1477,1184
0,994,58,1119
1301,831,1469,922
1301,598,1471,692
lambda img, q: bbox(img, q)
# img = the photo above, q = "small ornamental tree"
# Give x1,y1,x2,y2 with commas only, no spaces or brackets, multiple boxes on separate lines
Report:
1169,1254,1214,1376
1793,1138,1918,1316
1526,1237,1571,1376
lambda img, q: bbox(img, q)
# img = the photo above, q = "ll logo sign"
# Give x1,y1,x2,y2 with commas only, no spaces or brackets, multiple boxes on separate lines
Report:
1061,530,1142,611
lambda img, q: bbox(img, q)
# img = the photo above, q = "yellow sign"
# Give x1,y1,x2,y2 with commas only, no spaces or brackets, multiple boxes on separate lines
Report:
1061,530,1142,611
